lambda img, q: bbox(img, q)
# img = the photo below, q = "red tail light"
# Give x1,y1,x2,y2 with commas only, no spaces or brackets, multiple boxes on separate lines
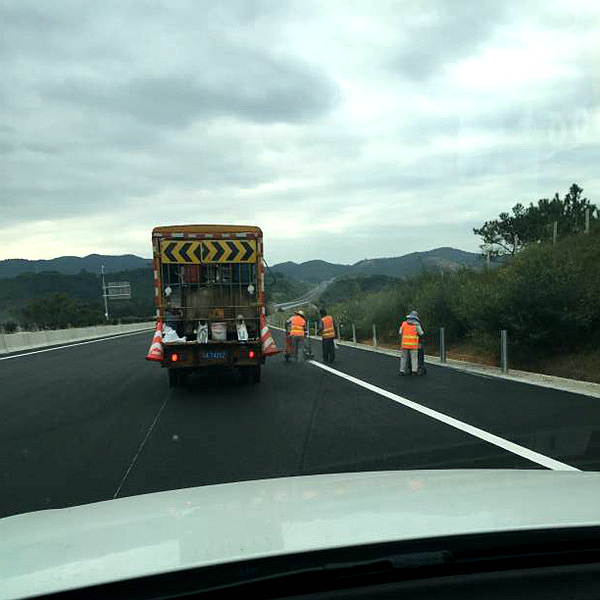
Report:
171,353,178,362
248,350,256,359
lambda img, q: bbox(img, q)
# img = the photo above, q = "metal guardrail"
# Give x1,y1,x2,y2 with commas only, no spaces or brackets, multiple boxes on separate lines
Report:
307,322,509,373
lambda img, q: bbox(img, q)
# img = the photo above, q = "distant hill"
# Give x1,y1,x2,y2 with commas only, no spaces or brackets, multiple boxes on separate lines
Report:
319,274,398,306
269,260,349,283
272,247,483,282
0,268,154,323
0,254,152,279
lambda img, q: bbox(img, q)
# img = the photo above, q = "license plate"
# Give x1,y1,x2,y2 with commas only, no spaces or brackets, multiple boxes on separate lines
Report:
203,351,227,360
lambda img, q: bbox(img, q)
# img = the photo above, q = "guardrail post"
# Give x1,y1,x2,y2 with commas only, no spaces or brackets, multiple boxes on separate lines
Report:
439,327,446,363
372,324,377,348
352,323,356,344
337,325,341,340
500,329,508,373
585,208,590,234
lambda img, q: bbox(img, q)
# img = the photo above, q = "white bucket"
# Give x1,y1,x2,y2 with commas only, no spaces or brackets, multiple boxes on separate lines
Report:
211,322,227,341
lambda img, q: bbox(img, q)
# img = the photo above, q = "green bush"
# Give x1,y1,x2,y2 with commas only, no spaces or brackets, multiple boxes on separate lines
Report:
2,321,18,334
20,293,104,329
328,229,600,358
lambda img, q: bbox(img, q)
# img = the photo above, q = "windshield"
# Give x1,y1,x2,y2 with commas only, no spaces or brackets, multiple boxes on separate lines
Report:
1,0,600,597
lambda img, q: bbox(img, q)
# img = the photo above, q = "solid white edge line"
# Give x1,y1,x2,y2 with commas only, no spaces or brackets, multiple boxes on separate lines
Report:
0,329,153,361
309,360,580,472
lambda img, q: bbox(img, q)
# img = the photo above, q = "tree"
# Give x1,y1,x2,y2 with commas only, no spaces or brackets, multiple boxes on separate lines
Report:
474,183,598,257
473,203,529,257
20,293,103,329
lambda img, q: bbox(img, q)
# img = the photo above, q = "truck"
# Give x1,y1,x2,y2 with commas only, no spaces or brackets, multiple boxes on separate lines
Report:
151,224,267,387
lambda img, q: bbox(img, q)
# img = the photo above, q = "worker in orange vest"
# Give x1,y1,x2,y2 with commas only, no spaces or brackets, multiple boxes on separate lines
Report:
318,308,336,364
399,310,424,375
289,309,307,361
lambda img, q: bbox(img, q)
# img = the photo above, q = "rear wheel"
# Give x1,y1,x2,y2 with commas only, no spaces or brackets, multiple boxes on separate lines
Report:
168,369,179,388
251,365,261,383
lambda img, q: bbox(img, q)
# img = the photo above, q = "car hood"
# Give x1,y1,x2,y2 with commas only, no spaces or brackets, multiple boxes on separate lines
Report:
1,470,600,599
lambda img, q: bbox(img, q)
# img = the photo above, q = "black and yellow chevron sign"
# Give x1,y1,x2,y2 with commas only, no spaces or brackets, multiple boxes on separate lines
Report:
160,239,257,264
202,240,257,263
160,241,203,264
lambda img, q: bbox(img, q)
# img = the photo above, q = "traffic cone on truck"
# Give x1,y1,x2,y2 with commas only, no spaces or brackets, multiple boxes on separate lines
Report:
260,314,280,356
145,320,164,362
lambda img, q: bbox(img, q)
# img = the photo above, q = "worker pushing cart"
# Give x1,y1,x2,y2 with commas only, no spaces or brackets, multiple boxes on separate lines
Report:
284,309,313,361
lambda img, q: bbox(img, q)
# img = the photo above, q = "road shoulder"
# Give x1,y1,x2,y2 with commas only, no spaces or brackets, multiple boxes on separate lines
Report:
268,326,600,399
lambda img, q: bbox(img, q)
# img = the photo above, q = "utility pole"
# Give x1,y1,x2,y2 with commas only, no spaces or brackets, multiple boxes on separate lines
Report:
101,265,109,321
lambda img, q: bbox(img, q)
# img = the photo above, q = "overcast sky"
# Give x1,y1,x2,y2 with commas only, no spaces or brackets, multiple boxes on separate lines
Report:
1,1,599,264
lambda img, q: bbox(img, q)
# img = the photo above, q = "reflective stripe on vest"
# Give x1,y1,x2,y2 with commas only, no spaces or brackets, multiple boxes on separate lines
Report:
400,321,419,349
321,315,335,339
290,315,305,337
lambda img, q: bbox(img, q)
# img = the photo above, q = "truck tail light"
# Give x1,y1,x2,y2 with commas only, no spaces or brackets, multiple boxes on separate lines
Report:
171,353,178,362
248,350,255,359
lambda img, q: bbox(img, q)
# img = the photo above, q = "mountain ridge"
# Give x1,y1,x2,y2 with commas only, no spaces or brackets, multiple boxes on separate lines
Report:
272,247,483,282
0,247,484,281
0,254,153,279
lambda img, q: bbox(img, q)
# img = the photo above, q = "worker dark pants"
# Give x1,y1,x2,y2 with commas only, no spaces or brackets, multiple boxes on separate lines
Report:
322,338,335,364
292,336,305,361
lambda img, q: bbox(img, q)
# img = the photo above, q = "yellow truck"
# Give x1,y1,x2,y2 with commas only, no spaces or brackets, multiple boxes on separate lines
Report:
152,224,266,387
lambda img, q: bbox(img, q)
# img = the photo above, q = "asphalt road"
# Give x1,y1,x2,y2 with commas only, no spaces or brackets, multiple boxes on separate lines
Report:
1,329,599,519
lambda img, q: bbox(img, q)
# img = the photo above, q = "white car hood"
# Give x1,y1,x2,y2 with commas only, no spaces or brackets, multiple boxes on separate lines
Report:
1,470,600,599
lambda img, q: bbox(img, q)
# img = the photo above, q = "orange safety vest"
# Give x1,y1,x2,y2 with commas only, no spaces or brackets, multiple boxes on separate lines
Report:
290,315,306,337
321,315,335,339
400,321,419,350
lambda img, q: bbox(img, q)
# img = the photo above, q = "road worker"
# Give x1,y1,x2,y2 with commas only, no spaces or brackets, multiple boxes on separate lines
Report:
406,311,427,375
318,308,336,364
289,309,307,361
399,310,424,376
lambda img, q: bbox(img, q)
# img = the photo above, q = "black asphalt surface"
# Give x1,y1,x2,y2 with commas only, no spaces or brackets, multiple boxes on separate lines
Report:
1,329,599,519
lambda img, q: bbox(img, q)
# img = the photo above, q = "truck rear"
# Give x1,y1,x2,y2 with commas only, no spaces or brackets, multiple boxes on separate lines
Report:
152,225,266,387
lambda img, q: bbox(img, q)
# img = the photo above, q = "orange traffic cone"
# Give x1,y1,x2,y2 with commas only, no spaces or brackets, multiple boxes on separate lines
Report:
145,320,164,362
260,314,281,356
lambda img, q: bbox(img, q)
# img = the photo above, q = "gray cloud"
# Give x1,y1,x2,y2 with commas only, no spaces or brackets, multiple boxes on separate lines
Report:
44,63,337,129
390,0,509,81
0,1,599,263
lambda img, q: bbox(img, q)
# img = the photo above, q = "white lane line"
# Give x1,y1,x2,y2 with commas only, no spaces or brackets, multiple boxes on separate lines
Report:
0,329,153,361
113,394,170,499
309,360,579,472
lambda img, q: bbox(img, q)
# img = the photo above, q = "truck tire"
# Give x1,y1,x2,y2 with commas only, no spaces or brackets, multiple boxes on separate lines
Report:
251,365,261,383
168,369,179,388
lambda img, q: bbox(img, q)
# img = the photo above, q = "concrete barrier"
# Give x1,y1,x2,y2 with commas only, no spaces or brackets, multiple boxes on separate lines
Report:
0,322,155,355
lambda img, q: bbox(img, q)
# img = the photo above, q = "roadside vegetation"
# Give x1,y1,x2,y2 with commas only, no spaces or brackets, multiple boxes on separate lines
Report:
0,268,154,331
324,184,600,382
